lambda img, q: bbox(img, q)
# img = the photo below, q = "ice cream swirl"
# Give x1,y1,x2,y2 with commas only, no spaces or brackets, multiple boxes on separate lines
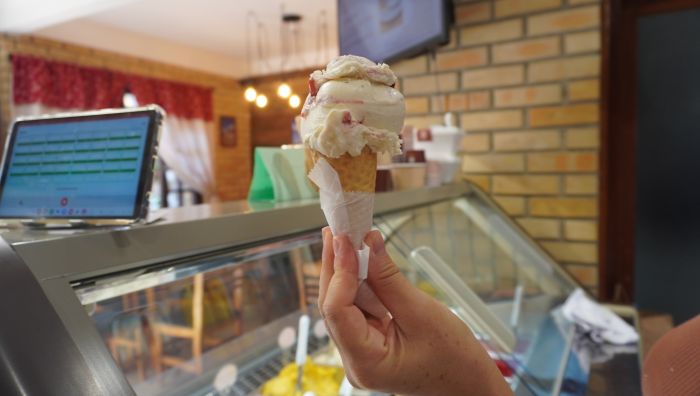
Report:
301,55,405,158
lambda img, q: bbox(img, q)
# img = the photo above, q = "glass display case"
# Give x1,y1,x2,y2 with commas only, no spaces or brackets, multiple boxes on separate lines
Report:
75,233,332,396
0,183,640,396
374,189,581,395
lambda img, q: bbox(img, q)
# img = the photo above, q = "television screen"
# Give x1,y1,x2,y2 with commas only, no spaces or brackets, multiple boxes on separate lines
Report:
338,0,450,63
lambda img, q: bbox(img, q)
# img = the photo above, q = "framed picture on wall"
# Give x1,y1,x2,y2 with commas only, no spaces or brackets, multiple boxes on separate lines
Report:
219,116,237,147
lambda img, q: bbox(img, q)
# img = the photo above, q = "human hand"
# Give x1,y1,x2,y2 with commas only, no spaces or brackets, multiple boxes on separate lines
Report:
318,227,513,396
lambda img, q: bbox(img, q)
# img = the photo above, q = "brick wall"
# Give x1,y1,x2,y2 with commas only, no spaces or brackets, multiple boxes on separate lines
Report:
0,34,251,201
391,0,601,291
0,3,602,288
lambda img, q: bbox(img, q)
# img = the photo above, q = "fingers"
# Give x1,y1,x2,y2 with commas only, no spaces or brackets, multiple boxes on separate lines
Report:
364,230,425,321
317,227,333,312
321,235,383,356
354,283,390,319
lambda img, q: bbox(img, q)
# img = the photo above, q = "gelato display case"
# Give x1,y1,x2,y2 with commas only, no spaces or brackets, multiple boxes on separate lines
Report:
0,183,640,395
375,191,578,395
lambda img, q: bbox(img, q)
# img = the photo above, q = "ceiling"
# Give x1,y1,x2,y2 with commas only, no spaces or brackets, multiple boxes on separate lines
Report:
1,0,339,78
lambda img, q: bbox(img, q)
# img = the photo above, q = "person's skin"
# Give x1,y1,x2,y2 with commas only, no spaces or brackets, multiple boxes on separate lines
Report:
318,227,513,396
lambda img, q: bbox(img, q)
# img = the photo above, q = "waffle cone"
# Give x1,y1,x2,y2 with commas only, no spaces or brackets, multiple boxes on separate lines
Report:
307,146,377,193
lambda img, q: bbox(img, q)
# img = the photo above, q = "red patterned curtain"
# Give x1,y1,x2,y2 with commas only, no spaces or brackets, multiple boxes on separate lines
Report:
11,54,212,121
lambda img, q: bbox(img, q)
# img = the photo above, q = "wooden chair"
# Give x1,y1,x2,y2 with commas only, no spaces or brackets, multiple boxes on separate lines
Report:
151,273,204,375
107,292,147,380
202,267,243,348
149,269,246,375
291,247,322,311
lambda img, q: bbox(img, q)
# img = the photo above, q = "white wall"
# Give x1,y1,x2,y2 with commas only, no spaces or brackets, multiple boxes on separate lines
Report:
35,19,248,77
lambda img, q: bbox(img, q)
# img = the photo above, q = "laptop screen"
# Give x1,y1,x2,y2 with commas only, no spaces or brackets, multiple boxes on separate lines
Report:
0,111,156,219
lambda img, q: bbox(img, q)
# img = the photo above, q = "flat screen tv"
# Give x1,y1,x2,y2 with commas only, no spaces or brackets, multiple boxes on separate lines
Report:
338,0,451,63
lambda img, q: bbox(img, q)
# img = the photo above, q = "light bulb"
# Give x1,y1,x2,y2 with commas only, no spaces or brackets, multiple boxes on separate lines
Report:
122,92,139,108
244,87,257,102
289,94,301,108
277,83,291,98
255,94,268,108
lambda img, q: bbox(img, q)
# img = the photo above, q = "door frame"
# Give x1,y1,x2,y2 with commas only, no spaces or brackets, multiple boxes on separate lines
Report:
599,0,700,302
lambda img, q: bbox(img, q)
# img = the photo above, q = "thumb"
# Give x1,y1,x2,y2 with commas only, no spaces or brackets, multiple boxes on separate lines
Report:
364,230,425,321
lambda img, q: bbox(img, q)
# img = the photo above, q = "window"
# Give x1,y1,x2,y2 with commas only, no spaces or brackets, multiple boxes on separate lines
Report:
121,90,201,210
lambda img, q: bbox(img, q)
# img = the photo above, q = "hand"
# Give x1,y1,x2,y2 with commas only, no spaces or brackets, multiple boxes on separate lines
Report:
318,227,513,396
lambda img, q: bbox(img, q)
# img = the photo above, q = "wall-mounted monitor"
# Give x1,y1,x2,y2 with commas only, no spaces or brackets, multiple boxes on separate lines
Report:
338,0,451,63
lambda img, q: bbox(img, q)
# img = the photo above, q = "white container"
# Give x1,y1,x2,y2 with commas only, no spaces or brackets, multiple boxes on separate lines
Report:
389,163,427,191
426,160,461,187
412,113,465,163
411,113,465,186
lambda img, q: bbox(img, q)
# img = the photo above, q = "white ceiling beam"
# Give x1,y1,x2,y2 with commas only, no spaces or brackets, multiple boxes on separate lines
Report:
0,0,142,33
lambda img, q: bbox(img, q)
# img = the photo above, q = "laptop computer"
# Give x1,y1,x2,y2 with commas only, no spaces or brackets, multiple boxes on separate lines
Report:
0,106,164,227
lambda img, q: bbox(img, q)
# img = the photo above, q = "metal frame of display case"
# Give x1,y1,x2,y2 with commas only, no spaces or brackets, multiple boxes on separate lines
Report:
0,183,589,395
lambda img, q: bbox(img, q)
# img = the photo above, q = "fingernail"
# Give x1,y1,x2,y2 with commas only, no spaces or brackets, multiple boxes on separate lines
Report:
369,234,387,257
333,236,355,272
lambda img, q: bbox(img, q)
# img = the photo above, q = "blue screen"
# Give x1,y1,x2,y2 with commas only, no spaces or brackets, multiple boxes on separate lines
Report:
0,115,150,218
338,0,446,63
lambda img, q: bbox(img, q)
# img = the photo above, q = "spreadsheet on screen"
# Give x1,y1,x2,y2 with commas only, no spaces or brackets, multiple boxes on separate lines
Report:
0,116,150,218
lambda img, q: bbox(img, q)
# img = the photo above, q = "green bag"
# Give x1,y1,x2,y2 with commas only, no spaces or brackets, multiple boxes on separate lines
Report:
248,147,318,202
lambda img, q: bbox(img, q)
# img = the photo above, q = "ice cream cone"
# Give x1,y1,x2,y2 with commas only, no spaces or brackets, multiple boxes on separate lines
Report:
307,146,376,250
301,55,403,319
307,146,377,193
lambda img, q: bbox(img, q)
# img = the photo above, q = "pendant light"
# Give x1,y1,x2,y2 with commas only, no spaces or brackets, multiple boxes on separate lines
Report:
243,12,256,102
277,83,291,98
255,94,268,108
276,9,301,103
241,6,327,110
289,94,301,108
244,86,257,102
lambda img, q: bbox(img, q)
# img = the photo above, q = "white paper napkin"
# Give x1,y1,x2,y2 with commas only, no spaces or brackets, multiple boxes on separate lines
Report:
562,288,638,345
309,158,389,319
